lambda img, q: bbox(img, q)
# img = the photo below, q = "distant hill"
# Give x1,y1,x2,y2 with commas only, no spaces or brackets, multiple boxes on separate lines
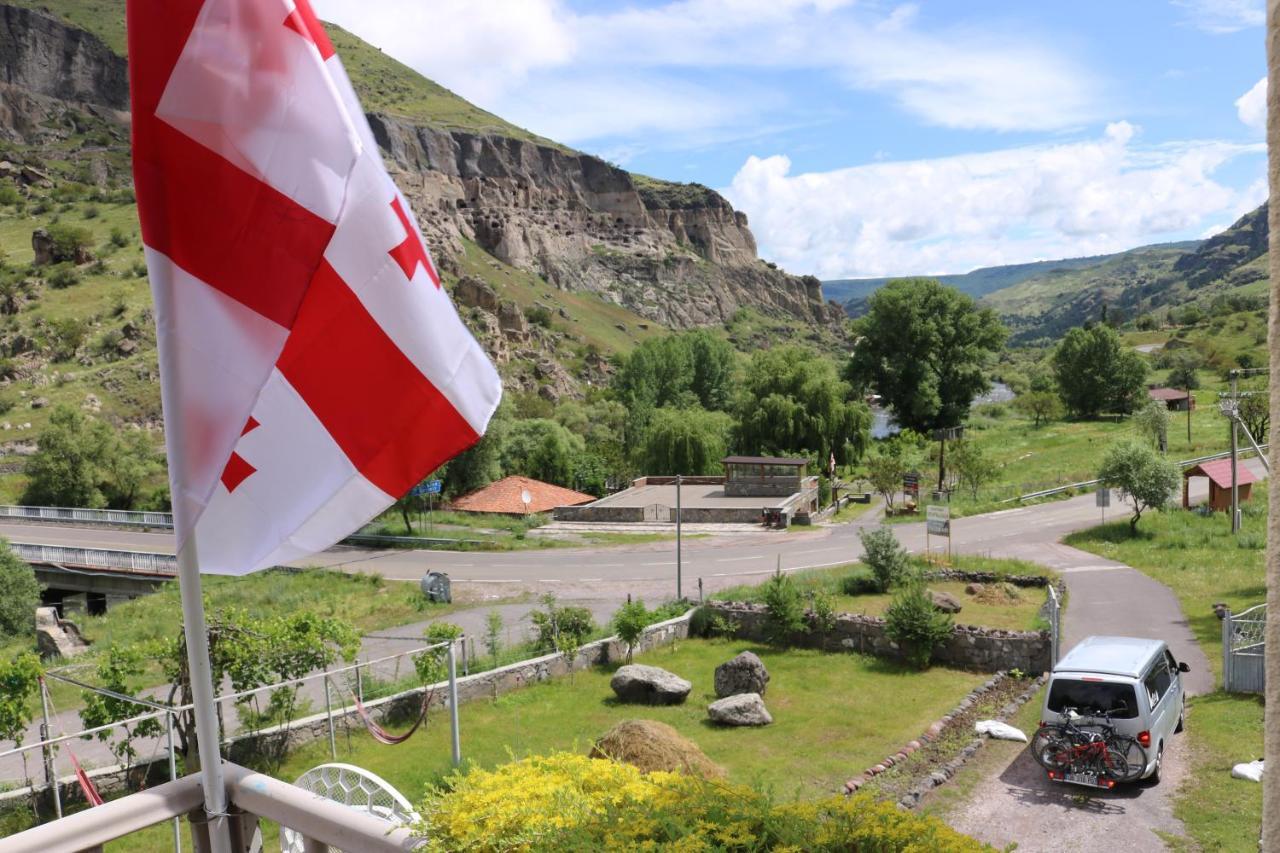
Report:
822,250,1160,306
826,208,1273,343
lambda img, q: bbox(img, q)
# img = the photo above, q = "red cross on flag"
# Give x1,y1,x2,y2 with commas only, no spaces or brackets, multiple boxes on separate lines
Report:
129,0,502,574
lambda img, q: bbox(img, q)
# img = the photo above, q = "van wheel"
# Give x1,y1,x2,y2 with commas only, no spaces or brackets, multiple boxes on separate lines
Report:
1149,743,1164,784
1176,703,1185,733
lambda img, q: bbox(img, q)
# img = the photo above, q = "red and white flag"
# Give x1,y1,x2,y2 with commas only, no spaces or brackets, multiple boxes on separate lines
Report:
128,0,502,574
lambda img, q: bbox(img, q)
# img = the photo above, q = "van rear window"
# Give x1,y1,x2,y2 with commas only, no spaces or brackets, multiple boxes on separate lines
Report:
1047,679,1138,719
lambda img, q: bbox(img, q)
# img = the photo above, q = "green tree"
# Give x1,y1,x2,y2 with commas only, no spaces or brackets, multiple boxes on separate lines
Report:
0,542,40,641
1238,390,1270,445
634,406,733,475
612,330,736,414
44,223,92,263
1132,400,1170,451
846,278,1006,433
1098,439,1180,533
884,581,954,669
761,570,807,645
1013,390,1063,427
0,652,41,795
79,646,163,774
101,429,161,509
415,622,464,685
611,599,650,663
948,439,995,500
501,418,584,486
484,609,504,666
23,405,114,507
443,402,508,497
1165,350,1202,391
735,346,870,465
862,432,924,511
1052,325,1148,417
858,526,909,592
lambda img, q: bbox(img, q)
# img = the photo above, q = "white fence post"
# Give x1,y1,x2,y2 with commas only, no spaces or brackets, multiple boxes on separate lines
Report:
447,641,461,767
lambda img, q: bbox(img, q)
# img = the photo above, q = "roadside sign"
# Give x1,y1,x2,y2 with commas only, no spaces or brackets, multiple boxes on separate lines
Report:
409,480,443,497
926,505,951,536
903,471,920,496
1096,488,1111,508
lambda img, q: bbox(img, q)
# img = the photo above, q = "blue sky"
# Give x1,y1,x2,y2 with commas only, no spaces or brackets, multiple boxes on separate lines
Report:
315,0,1268,279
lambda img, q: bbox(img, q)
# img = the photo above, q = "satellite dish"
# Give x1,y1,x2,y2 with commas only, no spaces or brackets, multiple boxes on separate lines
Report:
280,763,419,853
520,489,533,511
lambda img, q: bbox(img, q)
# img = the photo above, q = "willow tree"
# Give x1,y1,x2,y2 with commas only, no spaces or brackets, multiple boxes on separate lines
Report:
635,407,733,475
735,346,870,466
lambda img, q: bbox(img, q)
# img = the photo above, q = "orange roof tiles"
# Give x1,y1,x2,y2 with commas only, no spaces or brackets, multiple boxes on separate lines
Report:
450,476,596,515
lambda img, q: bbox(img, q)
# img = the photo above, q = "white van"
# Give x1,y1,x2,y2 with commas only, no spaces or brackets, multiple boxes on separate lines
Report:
1040,636,1189,783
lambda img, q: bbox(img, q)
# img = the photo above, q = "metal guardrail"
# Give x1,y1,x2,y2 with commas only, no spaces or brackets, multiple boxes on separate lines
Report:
1002,444,1270,504
0,504,173,526
10,542,177,575
0,504,487,548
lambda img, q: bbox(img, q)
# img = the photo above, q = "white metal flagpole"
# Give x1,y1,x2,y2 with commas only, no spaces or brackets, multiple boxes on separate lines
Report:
176,538,232,853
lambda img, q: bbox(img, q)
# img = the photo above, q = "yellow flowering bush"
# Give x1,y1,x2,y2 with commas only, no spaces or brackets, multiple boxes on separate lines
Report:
414,751,990,852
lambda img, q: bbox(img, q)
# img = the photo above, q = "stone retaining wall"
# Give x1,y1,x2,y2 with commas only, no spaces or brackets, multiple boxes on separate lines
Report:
706,602,1052,674
2,611,695,811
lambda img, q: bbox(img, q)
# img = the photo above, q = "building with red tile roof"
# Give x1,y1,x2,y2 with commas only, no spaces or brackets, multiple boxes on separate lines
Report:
1182,458,1256,511
1148,387,1195,411
450,476,596,516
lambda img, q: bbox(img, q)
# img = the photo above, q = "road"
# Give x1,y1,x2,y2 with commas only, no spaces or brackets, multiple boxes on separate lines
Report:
2,461,1260,850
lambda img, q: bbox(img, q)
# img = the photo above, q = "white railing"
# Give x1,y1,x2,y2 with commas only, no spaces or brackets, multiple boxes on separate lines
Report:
11,542,177,575
0,763,416,852
0,505,173,527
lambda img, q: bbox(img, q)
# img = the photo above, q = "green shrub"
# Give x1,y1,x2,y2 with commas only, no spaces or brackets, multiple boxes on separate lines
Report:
611,599,649,663
130,260,148,278
414,622,464,684
841,567,879,596
108,227,129,248
0,542,40,641
689,605,737,639
82,205,99,219
524,305,553,328
859,525,910,591
884,582,954,669
46,223,92,262
761,570,807,645
530,594,595,653
0,184,20,206
46,263,80,289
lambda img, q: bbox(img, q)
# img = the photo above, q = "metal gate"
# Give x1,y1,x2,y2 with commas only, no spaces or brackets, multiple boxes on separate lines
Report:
1046,584,1061,666
1223,603,1265,693
642,503,671,523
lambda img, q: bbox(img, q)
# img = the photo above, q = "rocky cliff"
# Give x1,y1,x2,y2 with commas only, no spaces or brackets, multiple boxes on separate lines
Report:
373,116,845,330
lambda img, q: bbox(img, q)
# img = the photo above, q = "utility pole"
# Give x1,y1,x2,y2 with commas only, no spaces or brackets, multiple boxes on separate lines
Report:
675,474,683,600
1186,384,1193,445
1230,370,1240,533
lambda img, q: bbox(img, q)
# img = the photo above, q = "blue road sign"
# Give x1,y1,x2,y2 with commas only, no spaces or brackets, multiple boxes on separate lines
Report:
410,480,442,497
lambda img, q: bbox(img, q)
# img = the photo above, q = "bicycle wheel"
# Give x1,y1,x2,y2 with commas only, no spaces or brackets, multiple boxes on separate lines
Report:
1106,737,1147,782
1031,727,1069,769
1036,737,1074,771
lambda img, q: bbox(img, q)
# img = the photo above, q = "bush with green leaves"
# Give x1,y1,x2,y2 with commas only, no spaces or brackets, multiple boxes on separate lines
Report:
484,609,503,665
840,567,879,596
46,263,80,289
808,590,837,640
0,542,40,642
858,525,909,592
530,594,596,653
45,223,93,263
80,645,163,771
689,605,738,639
611,599,650,663
1098,439,1181,532
415,622,464,685
761,570,807,645
884,582,954,669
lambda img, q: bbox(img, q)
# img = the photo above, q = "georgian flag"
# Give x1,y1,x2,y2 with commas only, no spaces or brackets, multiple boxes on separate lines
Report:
129,0,502,573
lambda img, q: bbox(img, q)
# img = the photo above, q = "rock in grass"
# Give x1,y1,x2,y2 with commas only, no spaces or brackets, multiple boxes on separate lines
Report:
714,651,770,698
707,692,773,726
610,664,692,705
928,589,963,613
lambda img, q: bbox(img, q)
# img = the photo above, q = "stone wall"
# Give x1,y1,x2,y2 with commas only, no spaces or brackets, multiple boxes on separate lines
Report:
706,602,1052,674
552,504,647,522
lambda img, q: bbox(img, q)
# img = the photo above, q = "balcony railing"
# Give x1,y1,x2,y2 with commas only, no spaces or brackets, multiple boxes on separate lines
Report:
0,762,417,852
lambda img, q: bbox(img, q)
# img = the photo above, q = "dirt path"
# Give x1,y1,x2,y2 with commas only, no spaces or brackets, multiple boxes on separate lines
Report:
944,524,1214,852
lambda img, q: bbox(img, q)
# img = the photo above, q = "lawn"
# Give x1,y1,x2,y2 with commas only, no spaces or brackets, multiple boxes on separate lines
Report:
714,555,1053,632
1067,498,1265,850
102,638,985,851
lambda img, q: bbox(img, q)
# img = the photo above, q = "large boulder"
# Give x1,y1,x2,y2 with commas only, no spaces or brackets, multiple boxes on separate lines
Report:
589,719,724,778
707,692,772,726
928,589,963,614
610,664,691,705
714,651,769,698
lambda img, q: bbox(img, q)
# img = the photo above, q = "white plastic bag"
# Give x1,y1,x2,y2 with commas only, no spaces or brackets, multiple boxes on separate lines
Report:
1231,760,1263,782
975,720,1028,742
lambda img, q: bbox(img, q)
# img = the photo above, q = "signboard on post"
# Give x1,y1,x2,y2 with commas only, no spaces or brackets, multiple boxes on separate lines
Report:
1096,488,1110,508
410,480,443,498
926,505,951,536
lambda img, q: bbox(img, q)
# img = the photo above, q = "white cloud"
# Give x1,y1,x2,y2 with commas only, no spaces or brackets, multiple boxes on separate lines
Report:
1236,77,1267,130
724,124,1265,278
314,0,1101,141
1174,0,1264,33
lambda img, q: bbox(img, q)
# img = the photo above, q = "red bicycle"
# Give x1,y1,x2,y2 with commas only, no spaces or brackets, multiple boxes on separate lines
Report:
1032,707,1146,788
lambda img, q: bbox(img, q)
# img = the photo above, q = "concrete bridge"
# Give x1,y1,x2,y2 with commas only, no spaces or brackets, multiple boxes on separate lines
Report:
13,541,175,615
